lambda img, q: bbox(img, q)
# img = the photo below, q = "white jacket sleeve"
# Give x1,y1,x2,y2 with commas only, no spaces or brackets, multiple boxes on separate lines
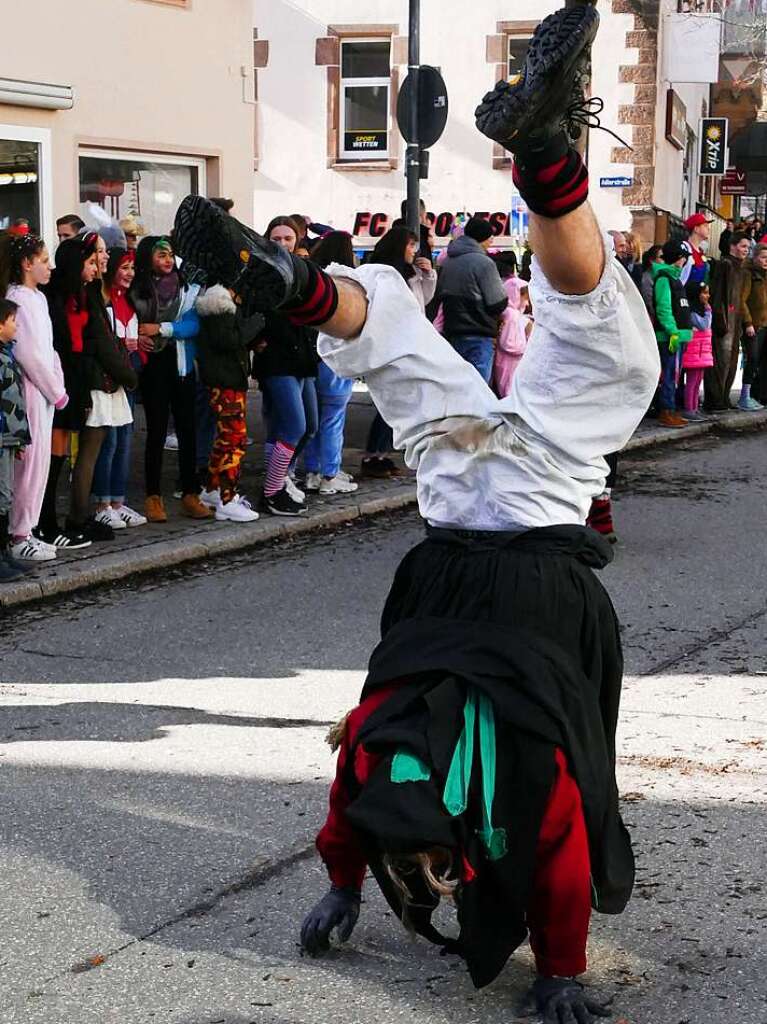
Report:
500,248,660,464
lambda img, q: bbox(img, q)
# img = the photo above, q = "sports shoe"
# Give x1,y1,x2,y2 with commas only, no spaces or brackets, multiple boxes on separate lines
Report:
3,550,29,574
164,432,179,451
173,195,305,315
320,474,359,495
475,4,600,155
10,535,57,562
80,517,115,542
737,395,764,412
145,495,168,523
115,504,148,527
285,475,306,502
95,507,128,531
336,470,355,483
34,525,91,550
263,487,308,517
0,556,25,581
199,487,222,509
360,456,398,479
180,493,215,519
305,472,322,493
586,496,617,545
680,409,706,422
215,494,260,523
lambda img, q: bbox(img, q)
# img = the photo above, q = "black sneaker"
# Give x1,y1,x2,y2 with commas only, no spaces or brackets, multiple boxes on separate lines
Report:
3,551,29,575
74,517,113,543
35,524,92,550
0,556,25,583
475,4,599,155
173,196,304,315
263,487,308,518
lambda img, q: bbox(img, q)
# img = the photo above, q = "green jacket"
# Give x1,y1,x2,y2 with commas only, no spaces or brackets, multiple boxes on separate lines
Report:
652,262,693,346
742,264,767,330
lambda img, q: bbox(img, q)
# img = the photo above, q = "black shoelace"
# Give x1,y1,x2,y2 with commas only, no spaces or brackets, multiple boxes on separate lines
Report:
566,96,633,150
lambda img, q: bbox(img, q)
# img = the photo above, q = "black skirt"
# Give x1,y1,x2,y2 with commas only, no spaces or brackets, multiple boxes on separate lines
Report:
347,525,634,988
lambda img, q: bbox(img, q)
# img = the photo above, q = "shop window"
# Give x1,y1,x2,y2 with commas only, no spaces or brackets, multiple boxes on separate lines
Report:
78,150,206,236
0,138,40,234
340,39,392,161
507,32,532,79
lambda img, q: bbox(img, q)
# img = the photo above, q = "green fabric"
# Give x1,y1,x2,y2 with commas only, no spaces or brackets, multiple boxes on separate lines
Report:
443,692,476,816
653,265,693,345
391,750,432,783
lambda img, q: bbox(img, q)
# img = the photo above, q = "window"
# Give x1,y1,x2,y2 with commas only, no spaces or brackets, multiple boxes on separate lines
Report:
78,149,206,235
507,33,532,78
0,124,52,245
340,39,391,160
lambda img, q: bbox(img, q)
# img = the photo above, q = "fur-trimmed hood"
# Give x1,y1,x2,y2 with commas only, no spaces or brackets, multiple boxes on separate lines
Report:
196,284,237,317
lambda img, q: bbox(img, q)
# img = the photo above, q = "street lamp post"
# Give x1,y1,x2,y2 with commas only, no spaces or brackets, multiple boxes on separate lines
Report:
405,0,421,237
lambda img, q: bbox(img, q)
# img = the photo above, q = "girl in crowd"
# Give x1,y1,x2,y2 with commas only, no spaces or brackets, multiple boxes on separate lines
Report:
252,216,318,516
129,236,211,523
360,227,437,479
195,281,263,522
492,269,532,399
1,234,68,562
303,232,359,496
92,248,147,529
681,281,713,420
40,234,137,545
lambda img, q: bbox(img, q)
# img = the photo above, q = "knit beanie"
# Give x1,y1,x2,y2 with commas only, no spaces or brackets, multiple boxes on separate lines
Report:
464,218,494,244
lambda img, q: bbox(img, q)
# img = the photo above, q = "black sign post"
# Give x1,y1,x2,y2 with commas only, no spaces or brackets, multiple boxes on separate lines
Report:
698,118,728,177
405,0,421,237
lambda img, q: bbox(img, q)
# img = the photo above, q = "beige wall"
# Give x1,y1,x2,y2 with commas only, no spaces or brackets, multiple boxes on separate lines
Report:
2,0,254,240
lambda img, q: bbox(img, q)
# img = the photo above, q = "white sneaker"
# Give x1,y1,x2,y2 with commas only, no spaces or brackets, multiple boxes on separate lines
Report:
215,494,260,523
10,535,57,562
284,476,306,502
199,488,222,509
336,470,355,483
164,433,179,451
115,504,147,527
95,507,127,531
320,474,359,495
305,472,322,492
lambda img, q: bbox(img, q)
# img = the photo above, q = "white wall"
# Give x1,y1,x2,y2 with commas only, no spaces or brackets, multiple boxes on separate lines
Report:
254,0,639,239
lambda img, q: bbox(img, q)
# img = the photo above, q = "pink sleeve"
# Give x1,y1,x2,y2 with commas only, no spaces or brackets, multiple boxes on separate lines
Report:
13,300,65,405
433,304,445,335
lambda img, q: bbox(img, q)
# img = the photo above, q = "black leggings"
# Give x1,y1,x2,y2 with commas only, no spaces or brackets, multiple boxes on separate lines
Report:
742,327,765,386
366,409,393,455
70,427,107,526
140,347,198,497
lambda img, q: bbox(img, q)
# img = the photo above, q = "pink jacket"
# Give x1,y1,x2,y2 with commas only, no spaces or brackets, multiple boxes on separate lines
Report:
6,284,66,405
493,277,530,397
682,308,714,370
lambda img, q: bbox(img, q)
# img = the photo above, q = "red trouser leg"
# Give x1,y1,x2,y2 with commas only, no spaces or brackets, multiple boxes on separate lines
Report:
527,748,592,978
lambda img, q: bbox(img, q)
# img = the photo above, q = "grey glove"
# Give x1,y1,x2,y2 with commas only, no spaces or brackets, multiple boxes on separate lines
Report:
533,977,611,1024
300,886,361,957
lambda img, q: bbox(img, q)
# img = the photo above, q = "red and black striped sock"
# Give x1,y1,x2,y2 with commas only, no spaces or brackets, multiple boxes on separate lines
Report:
284,261,339,327
512,133,589,220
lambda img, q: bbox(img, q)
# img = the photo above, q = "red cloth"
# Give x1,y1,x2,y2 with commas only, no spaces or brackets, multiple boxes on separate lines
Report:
316,687,592,977
65,297,88,354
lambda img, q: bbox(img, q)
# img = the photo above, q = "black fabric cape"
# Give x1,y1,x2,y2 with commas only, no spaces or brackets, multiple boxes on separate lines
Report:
342,525,635,989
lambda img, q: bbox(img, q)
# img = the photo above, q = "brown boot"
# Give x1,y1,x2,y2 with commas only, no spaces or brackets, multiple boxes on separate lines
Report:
181,493,214,520
145,495,167,523
658,410,687,429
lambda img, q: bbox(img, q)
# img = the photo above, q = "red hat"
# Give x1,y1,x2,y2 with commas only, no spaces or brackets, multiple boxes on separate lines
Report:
684,213,713,230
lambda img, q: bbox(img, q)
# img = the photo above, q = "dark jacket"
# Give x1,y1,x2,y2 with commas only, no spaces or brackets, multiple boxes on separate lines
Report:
47,285,137,430
437,235,508,339
742,262,767,330
195,285,265,390
251,311,318,382
710,255,749,338
0,342,31,447
652,263,692,344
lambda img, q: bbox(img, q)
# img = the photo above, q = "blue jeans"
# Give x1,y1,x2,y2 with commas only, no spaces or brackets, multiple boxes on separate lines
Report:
92,392,135,504
449,336,494,383
261,375,318,458
658,341,679,411
304,363,353,477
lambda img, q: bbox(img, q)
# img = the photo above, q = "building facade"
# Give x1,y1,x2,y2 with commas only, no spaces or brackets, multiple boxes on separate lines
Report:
1,0,255,254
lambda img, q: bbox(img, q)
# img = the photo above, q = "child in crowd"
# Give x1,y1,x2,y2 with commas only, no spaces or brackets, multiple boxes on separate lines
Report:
1,233,68,563
195,283,263,522
493,273,532,399
0,300,32,580
681,281,713,421
653,239,693,429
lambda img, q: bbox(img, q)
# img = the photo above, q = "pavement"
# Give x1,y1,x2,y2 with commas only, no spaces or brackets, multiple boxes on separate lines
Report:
1,429,766,1024
2,392,767,611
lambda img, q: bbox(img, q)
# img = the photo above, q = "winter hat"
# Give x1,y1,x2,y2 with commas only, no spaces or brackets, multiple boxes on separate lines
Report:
464,218,494,244
662,239,687,265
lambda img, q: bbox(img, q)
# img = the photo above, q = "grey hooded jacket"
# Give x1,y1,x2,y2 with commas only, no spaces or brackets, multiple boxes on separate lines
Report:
437,235,508,339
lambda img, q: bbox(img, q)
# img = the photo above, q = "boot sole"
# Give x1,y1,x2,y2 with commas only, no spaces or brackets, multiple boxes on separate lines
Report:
475,6,599,149
174,196,291,311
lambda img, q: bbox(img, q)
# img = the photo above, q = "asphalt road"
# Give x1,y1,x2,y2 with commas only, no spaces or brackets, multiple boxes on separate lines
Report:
1,430,766,1024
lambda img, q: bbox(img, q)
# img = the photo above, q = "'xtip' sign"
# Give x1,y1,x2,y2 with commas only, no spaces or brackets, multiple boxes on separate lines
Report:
698,118,728,177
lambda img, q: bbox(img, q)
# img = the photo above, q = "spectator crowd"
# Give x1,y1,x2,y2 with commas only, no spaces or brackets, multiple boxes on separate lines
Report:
1,199,766,581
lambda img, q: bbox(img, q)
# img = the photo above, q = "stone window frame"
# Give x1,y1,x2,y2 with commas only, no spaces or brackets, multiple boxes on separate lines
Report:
485,20,540,171
316,24,408,172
